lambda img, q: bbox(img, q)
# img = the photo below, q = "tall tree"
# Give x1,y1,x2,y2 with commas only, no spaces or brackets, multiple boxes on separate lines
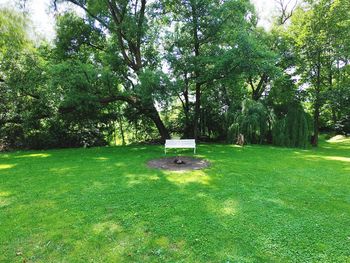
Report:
54,0,170,140
289,0,350,146
164,0,258,138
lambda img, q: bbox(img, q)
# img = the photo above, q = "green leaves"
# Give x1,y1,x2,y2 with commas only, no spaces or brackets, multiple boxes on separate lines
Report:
228,99,270,144
0,8,29,56
2,1,349,147
55,12,105,60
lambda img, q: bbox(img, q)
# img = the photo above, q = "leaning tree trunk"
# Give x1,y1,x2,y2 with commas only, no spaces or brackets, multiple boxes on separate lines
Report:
143,104,170,142
149,110,171,142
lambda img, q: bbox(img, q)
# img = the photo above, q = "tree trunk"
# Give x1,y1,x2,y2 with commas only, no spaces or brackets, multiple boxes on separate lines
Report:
192,2,201,140
145,104,170,142
251,74,268,101
312,53,322,147
117,117,125,146
312,105,320,147
193,83,201,140
328,57,338,125
103,93,172,142
182,77,192,138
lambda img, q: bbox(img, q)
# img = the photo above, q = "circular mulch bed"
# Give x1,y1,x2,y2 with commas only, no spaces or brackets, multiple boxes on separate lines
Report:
147,156,210,171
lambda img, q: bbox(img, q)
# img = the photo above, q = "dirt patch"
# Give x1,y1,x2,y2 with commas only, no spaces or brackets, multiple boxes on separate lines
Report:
147,156,210,171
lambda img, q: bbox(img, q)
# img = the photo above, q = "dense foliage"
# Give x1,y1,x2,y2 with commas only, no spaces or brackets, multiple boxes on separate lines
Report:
0,0,349,150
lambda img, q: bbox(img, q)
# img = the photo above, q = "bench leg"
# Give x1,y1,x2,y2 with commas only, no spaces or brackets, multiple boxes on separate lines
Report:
194,147,196,154
165,148,166,155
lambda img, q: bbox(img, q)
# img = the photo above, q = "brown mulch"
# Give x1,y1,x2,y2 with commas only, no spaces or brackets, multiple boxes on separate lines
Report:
147,156,210,171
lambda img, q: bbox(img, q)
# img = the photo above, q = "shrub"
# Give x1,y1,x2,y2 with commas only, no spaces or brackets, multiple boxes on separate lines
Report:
272,104,311,148
227,99,271,144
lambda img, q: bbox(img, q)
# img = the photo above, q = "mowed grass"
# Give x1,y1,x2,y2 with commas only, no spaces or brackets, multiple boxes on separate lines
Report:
0,137,350,262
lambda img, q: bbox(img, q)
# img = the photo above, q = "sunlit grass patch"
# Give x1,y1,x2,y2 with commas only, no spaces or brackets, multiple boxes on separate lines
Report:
93,157,109,161
165,170,211,185
0,164,16,170
327,135,349,143
0,191,13,208
221,199,238,216
324,156,350,162
15,153,50,158
92,221,123,234
154,236,170,248
304,154,350,163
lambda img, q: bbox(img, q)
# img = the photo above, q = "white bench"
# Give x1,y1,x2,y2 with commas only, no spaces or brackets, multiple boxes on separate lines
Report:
165,139,196,154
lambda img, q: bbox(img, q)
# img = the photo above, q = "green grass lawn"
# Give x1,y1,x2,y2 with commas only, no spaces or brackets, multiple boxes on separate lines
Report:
1,137,350,262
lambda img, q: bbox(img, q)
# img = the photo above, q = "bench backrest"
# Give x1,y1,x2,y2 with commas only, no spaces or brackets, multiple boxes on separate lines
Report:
165,139,195,147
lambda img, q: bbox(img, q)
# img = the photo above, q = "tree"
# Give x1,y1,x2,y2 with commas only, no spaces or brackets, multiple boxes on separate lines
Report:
227,99,271,144
2,0,348,150
54,0,170,141
165,0,261,138
272,104,311,148
0,8,30,83
0,8,36,147
288,0,350,146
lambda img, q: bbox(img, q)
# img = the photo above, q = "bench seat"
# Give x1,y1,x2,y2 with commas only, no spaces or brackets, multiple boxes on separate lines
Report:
165,139,196,154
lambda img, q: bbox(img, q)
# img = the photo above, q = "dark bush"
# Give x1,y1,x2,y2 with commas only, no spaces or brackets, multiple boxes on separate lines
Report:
272,104,311,148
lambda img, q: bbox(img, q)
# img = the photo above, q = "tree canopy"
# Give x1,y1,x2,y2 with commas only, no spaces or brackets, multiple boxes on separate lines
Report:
0,0,349,150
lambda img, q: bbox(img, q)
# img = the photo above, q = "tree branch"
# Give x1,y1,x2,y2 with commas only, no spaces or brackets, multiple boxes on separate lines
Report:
275,0,298,25
107,1,138,70
248,77,256,92
62,0,111,30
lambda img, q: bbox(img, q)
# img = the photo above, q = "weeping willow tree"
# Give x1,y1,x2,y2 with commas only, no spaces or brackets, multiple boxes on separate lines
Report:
228,100,311,148
228,99,271,144
272,104,311,148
